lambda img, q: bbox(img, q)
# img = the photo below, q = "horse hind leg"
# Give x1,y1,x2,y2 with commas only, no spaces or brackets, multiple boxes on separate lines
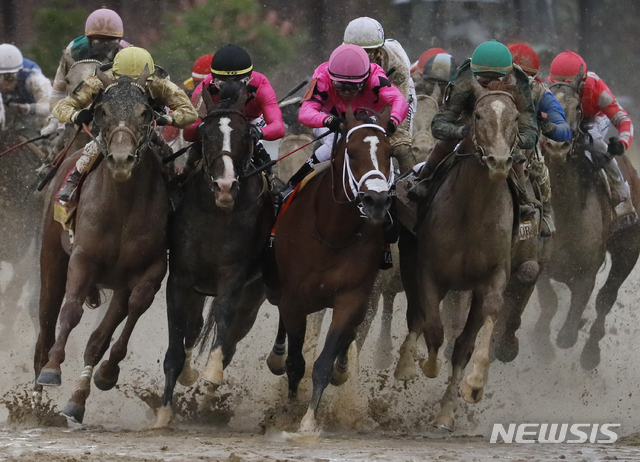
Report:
582,240,639,370
62,289,129,423
267,316,287,376
557,274,597,349
534,274,558,359
418,279,445,379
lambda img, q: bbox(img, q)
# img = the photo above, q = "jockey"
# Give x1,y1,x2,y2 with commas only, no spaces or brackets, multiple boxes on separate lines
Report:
343,17,416,170
548,50,637,230
42,7,130,137
417,52,458,96
0,44,52,134
410,47,448,80
509,43,573,236
53,46,198,203
183,54,214,97
409,40,538,207
183,44,285,195
285,43,409,195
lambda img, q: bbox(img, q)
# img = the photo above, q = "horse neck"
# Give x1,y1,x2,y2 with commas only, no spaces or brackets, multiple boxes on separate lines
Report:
548,150,601,217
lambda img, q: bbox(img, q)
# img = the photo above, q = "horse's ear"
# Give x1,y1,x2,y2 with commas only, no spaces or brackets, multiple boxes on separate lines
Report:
572,65,585,93
233,83,249,111
96,69,113,88
136,64,151,86
201,86,216,113
431,82,442,103
345,104,357,127
470,74,487,97
379,105,391,129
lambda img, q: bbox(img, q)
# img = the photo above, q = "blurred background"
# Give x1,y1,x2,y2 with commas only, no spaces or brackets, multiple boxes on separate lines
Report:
0,0,637,135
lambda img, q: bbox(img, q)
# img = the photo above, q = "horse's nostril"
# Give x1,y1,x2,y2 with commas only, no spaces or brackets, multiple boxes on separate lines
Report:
127,155,136,164
562,141,571,150
486,156,498,169
362,195,374,208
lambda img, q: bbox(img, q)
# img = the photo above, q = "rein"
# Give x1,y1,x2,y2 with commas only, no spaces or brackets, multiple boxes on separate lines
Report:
472,90,519,165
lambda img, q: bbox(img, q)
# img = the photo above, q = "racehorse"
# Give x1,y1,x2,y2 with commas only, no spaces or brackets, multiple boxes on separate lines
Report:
410,85,441,164
395,81,520,431
265,106,394,432
33,69,170,424
536,68,640,369
154,81,274,427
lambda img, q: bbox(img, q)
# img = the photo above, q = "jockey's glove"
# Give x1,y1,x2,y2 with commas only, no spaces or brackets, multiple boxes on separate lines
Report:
387,119,397,136
8,102,35,115
41,119,60,137
249,124,264,143
456,124,470,139
72,109,93,126
608,137,625,156
154,112,173,126
539,119,556,138
323,116,346,133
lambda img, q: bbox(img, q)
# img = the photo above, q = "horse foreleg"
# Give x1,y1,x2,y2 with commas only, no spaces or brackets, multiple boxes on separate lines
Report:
267,315,287,376
156,276,205,429
302,310,325,376
280,299,307,400
419,277,445,379
37,252,97,387
557,274,597,349
354,278,382,355
62,289,129,423
582,239,639,370
534,275,558,358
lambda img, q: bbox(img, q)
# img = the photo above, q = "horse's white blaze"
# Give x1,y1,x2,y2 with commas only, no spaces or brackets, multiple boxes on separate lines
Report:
491,100,506,135
219,117,233,152
222,155,235,181
365,178,389,192
364,135,380,169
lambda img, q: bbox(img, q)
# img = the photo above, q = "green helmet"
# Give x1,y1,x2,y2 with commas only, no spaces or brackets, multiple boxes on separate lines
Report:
470,40,512,75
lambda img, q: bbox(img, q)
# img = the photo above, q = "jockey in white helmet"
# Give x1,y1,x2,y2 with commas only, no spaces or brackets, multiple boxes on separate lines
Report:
343,17,417,171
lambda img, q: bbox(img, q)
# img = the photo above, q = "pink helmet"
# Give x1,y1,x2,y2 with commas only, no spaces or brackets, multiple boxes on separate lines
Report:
85,7,124,38
328,44,371,83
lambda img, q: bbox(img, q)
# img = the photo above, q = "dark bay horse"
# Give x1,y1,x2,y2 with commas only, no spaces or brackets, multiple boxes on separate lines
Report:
395,84,519,431
536,69,640,369
33,70,170,423
154,81,274,427
265,107,393,432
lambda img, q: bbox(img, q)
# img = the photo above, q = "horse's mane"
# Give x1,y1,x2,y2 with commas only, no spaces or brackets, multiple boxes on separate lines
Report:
484,79,527,113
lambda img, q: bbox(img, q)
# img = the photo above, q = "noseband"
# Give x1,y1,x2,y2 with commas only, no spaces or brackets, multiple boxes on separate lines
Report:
471,90,518,165
340,124,394,210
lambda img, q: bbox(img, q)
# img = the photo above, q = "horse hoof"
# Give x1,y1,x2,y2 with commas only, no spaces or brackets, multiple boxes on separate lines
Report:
580,340,601,371
61,401,85,424
432,413,455,432
36,368,62,387
394,356,417,382
266,351,286,376
495,335,519,363
418,357,441,378
299,409,317,433
153,405,173,428
460,381,484,404
329,367,349,386
177,367,199,387
93,363,119,391
202,350,224,386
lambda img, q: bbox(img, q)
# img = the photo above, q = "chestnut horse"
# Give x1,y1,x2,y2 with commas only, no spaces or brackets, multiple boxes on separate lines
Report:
154,81,274,427
34,70,169,423
265,107,394,432
536,69,640,369
395,85,520,431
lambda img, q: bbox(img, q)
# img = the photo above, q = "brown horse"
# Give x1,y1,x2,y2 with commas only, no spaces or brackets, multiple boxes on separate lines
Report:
265,107,393,432
536,69,640,369
154,81,274,427
33,70,169,424
395,85,519,431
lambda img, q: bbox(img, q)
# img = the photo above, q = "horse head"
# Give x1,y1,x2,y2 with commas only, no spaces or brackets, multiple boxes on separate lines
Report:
412,84,441,160
199,80,251,212
544,66,585,164
338,105,393,224
66,58,103,96
470,77,520,182
93,67,154,182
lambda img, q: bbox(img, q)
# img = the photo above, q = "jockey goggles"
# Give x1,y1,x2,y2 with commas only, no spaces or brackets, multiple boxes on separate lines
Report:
366,47,383,64
332,80,365,94
213,75,251,89
0,72,18,83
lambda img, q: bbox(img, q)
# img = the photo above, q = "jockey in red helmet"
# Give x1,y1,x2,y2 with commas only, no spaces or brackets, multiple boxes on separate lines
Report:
183,54,214,96
548,50,637,230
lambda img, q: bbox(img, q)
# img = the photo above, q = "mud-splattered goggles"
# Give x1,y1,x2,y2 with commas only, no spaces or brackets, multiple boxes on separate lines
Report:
213,76,251,89
332,80,365,94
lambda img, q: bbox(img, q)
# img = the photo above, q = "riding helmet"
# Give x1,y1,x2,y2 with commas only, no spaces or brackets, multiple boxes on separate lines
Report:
210,45,253,79
470,40,513,75
85,7,124,38
343,17,385,49
549,51,587,82
328,44,371,83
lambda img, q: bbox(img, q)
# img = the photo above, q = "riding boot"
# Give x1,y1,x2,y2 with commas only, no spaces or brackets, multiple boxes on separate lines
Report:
253,143,281,209
280,154,319,201
406,139,455,201
603,157,639,232
513,162,537,220
57,167,83,203
541,201,556,237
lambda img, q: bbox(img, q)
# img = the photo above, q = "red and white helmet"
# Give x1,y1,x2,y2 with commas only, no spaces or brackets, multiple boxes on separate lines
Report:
192,54,214,81
549,50,587,82
85,7,124,38
328,44,370,83
508,43,540,76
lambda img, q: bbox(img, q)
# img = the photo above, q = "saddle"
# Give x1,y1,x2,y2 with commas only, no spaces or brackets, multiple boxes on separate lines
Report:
396,153,541,241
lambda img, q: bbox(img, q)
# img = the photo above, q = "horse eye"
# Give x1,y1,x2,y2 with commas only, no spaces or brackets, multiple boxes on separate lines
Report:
475,113,481,120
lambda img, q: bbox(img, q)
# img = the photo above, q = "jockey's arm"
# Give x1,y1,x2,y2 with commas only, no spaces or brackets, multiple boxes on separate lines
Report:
25,71,53,120
298,96,330,129
148,77,198,128
377,77,410,127
593,78,633,149
255,80,285,140
513,68,538,150
431,78,472,141
52,76,102,124
538,90,572,142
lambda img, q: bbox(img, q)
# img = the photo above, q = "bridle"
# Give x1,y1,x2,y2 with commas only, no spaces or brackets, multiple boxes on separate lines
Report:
92,81,155,165
200,107,251,190
471,90,519,165
339,123,394,215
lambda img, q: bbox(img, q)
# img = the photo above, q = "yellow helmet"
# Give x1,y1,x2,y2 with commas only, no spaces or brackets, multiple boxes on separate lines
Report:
112,46,155,78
